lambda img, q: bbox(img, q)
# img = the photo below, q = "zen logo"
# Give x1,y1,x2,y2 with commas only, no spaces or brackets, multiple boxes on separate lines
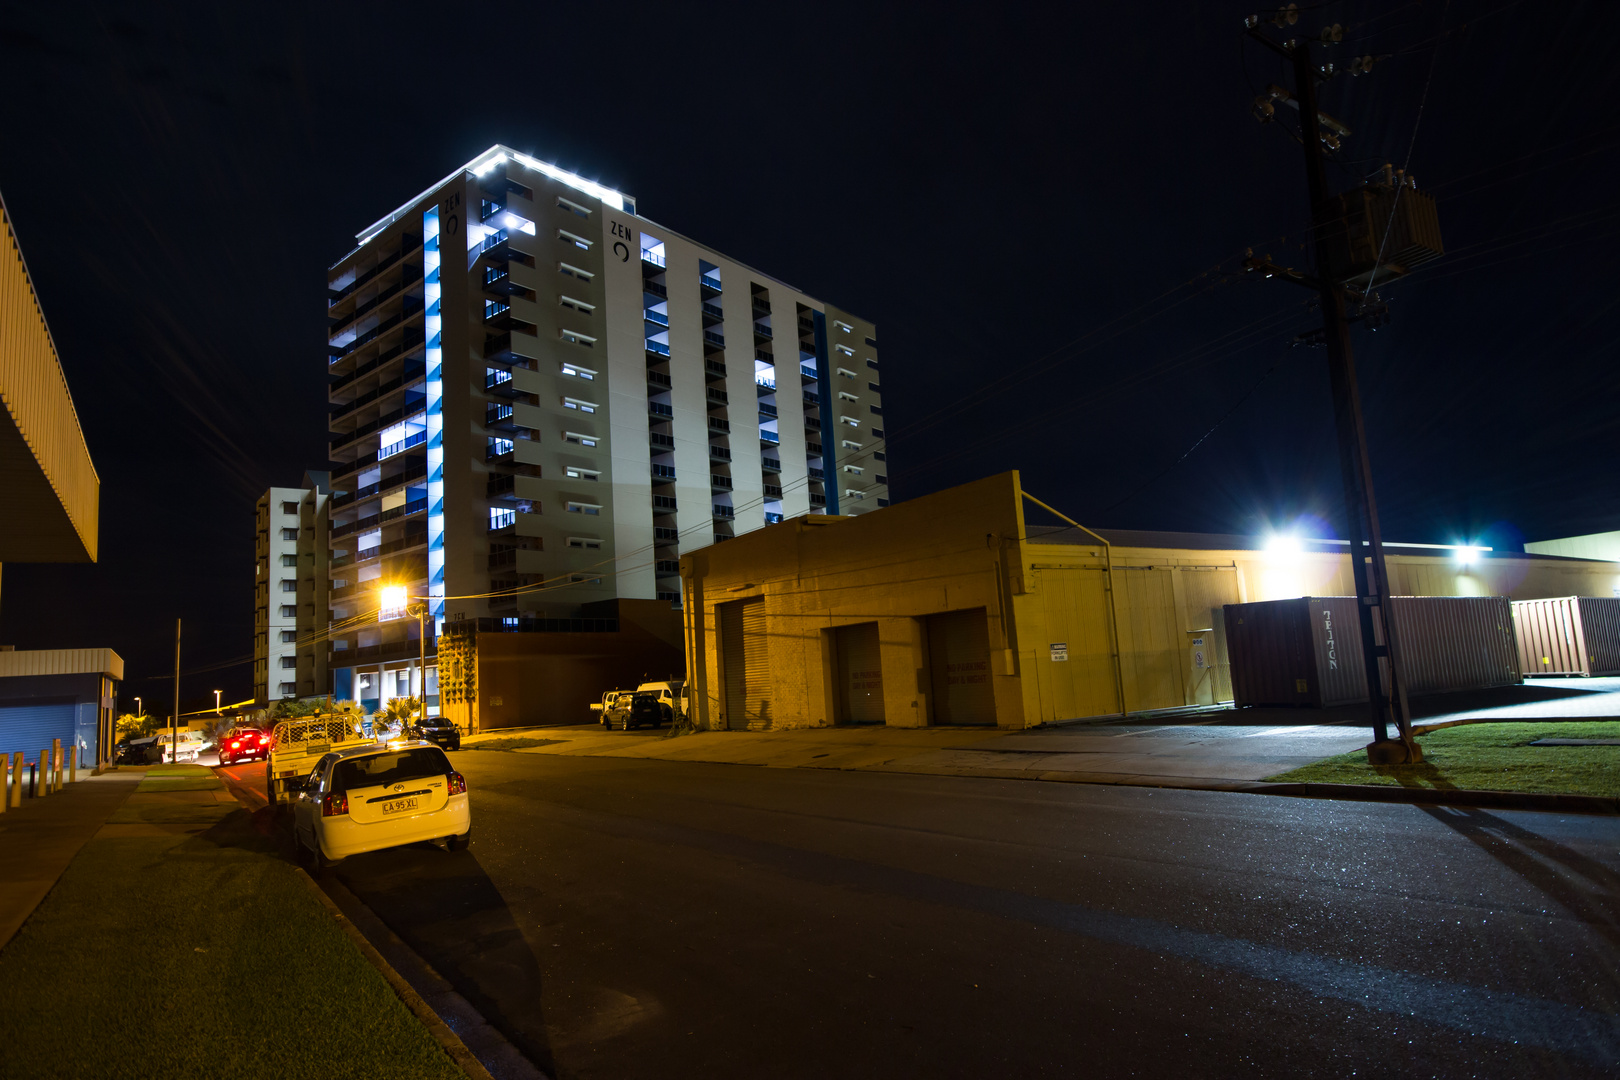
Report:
1323,608,1337,670
609,220,634,241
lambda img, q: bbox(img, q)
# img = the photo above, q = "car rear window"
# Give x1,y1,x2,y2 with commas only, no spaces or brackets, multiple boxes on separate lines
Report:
333,747,451,793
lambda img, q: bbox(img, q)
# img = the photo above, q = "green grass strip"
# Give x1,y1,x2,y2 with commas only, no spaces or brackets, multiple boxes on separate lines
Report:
0,809,463,1080
1265,721,1620,797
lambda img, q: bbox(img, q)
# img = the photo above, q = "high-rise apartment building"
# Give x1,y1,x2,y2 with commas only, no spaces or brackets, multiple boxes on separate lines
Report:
253,474,329,703
323,145,888,708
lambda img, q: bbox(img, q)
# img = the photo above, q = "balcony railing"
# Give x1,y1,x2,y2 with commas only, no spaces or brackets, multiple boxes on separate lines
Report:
713,504,734,519
808,466,824,480
650,432,675,450
810,493,827,506
802,365,819,381
378,430,426,461
758,403,778,418
649,402,673,419
328,233,422,302
654,526,679,542
641,248,667,268
754,324,773,339
703,330,725,349
756,375,776,390
702,301,724,320
710,444,731,461
708,417,731,433
763,484,783,498
699,274,721,292
765,512,784,525
759,429,779,444
647,370,671,389
653,495,678,511
651,464,677,481
807,441,823,456
707,388,729,405
762,457,781,472
710,474,733,491
645,340,671,357
644,310,669,327
643,280,668,298
705,359,727,378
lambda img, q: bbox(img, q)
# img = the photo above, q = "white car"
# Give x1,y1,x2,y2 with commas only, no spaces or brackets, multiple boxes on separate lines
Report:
292,743,470,868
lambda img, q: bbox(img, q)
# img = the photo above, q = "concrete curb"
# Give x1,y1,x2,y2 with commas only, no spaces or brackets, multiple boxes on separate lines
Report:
859,761,1620,814
296,868,496,1080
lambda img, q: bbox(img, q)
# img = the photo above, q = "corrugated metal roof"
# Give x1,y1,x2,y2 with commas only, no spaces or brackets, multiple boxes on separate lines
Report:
0,648,123,680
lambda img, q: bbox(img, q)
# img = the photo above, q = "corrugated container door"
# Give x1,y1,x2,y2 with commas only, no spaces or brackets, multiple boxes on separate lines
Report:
1224,598,1320,707
1387,596,1518,694
1307,598,1368,706
1511,598,1585,675
925,609,995,725
720,598,765,730
0,704,76,764
1575,598,1620,676
835,622,885,725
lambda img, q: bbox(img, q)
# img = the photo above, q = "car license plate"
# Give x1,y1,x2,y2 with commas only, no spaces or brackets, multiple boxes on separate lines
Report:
381,797,419,816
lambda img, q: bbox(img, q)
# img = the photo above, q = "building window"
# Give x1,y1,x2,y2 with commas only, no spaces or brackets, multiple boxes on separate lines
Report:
278,682,297,696
560,362,596,380
844,489,866,500
562,397,597,413
559,262,594,281
281,528,298,540
833,319,853,333
865,336,878,347
281,580,297,593
560,296,595,314
840,416,861,427
280,656,297,669
871,428,885,439
560,329,596,348
564,431,598,447
281,501,298,515
838,391,859,402
567,537,603,549
837,367,857,380
868,382,882,393
490,507,516,530
557,228,592,250
877,474,889,485
484,298,510,320
867,359,880,370
834,343,855,357
557,196,590,218
874,451,887,462
842,465,864,475
566,502,602,515
280,630,297,643
841,439,862,450
489,436,515,456
280,554,298,567
279,605,297,617
565,467,600,481
570,574,603,584
869,405,883,415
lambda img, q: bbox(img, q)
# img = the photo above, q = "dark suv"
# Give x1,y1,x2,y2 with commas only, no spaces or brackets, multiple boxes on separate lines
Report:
607,692,666,731
408,721,462,751
219,728,271,766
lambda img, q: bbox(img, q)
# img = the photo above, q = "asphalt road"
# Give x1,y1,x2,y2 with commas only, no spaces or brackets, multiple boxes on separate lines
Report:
245,750,1620,1079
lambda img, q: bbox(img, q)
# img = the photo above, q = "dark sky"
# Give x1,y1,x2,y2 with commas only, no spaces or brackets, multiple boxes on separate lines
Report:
2,0,1617,707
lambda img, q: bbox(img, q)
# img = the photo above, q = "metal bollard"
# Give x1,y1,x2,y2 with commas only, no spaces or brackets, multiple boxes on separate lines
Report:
69,742,77,784
52,738,63,792
39,748,50,796
0,752,8,814
8,753,21,807
29,762,38,799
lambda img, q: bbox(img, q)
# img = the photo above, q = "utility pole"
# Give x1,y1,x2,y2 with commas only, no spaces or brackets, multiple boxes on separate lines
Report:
1245,10,1423,764
172,619,182,766
415,601,428,722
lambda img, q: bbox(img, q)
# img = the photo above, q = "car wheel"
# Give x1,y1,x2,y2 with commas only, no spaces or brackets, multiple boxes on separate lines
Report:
447,829,472,852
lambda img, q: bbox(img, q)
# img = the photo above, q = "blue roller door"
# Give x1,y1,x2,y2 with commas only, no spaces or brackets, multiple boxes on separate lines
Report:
0,704,78,766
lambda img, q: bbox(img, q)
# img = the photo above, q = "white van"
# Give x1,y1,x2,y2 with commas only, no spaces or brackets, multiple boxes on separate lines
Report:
635,680,687,723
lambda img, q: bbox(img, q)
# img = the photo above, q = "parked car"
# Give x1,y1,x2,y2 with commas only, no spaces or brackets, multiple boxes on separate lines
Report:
592,689,629,725
407,720,462,751
606,691,665,731
218,727,271,766
635,680,686,725
291,743,470,868
115,737,163,765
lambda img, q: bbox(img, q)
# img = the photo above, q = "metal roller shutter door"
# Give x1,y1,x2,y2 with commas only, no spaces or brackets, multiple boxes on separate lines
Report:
927,609,995,725
0,704,77,765
835,622,885,725
721,598,770,729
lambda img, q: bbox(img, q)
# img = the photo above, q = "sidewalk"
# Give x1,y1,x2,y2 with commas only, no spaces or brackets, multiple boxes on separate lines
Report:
0,767,143,951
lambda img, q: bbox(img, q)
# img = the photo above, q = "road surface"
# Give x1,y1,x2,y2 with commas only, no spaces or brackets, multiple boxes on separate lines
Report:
220,750,1620,1078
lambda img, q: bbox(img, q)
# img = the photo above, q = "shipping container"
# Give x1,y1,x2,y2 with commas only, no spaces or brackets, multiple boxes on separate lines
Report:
1225,596,1519,707
1510,597,1620,677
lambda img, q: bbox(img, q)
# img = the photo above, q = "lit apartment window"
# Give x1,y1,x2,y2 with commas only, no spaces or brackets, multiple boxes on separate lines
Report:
557,196,590,218
484,298,510,319
490,436,515,456
562,397,597,413
560,362,596,380
279,605,297,617
832,320,853,333
560,329,596,348
565,467,601,481
840,416,861,427
844,489,866,500
567,537,603,549
566,502,602,515
564,431,599,447
560,296,595,314
834,343,855,357
281,528,298,540
557,228,592,250
560,262,594,281
490,507,516,530
838,391,859,403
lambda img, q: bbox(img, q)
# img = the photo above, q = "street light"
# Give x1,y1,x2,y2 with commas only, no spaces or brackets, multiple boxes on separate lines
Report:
134,696,142,716
214,689,222,715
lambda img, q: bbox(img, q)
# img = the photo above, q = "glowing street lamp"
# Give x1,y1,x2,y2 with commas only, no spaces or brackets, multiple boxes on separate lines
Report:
379,584,409,621
214,689,222,715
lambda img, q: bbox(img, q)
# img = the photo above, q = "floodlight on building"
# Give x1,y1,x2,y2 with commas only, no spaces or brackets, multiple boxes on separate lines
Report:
1455,545,1485,566
1263,534,1304,562
379,585,409,622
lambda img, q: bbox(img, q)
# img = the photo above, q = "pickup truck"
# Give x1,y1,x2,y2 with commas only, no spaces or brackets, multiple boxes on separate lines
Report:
264,710,374,805
591,689,629,726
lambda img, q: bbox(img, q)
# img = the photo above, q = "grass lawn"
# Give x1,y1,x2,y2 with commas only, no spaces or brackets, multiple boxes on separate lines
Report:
0,767,463,1080
1265,720,1620,797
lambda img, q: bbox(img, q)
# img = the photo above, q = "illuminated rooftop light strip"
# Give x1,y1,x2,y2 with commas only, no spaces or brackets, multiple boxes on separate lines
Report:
355,144,633,245
1302,539,1493,551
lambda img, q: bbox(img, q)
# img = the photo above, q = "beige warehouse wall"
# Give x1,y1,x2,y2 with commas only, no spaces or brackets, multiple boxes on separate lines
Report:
0,195,98,563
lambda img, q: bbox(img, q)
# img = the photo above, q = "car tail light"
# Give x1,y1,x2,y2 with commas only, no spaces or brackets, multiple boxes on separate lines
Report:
321,793,349,817
448,772,466,795
259,734,270,744
230,741,241,749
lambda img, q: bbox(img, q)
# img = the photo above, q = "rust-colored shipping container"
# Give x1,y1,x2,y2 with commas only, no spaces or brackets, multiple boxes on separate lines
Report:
1226,596,1520,707
1510,597,1620,677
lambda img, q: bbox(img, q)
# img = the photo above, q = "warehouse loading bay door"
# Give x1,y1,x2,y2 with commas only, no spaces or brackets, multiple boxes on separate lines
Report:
926,608,996,725
720,597,770,730
834,622,885,725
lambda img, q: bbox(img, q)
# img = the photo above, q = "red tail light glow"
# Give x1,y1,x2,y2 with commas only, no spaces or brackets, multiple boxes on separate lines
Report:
230,741,241,749
321,793,349,817
448,772,466,795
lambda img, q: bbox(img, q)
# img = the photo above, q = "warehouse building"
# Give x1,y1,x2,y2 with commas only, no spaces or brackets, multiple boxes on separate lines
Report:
0,649,122,770
678,472,1620,730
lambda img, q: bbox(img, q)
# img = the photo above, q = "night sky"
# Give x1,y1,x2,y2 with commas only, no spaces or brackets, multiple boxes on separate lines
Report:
2,1,1616,709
